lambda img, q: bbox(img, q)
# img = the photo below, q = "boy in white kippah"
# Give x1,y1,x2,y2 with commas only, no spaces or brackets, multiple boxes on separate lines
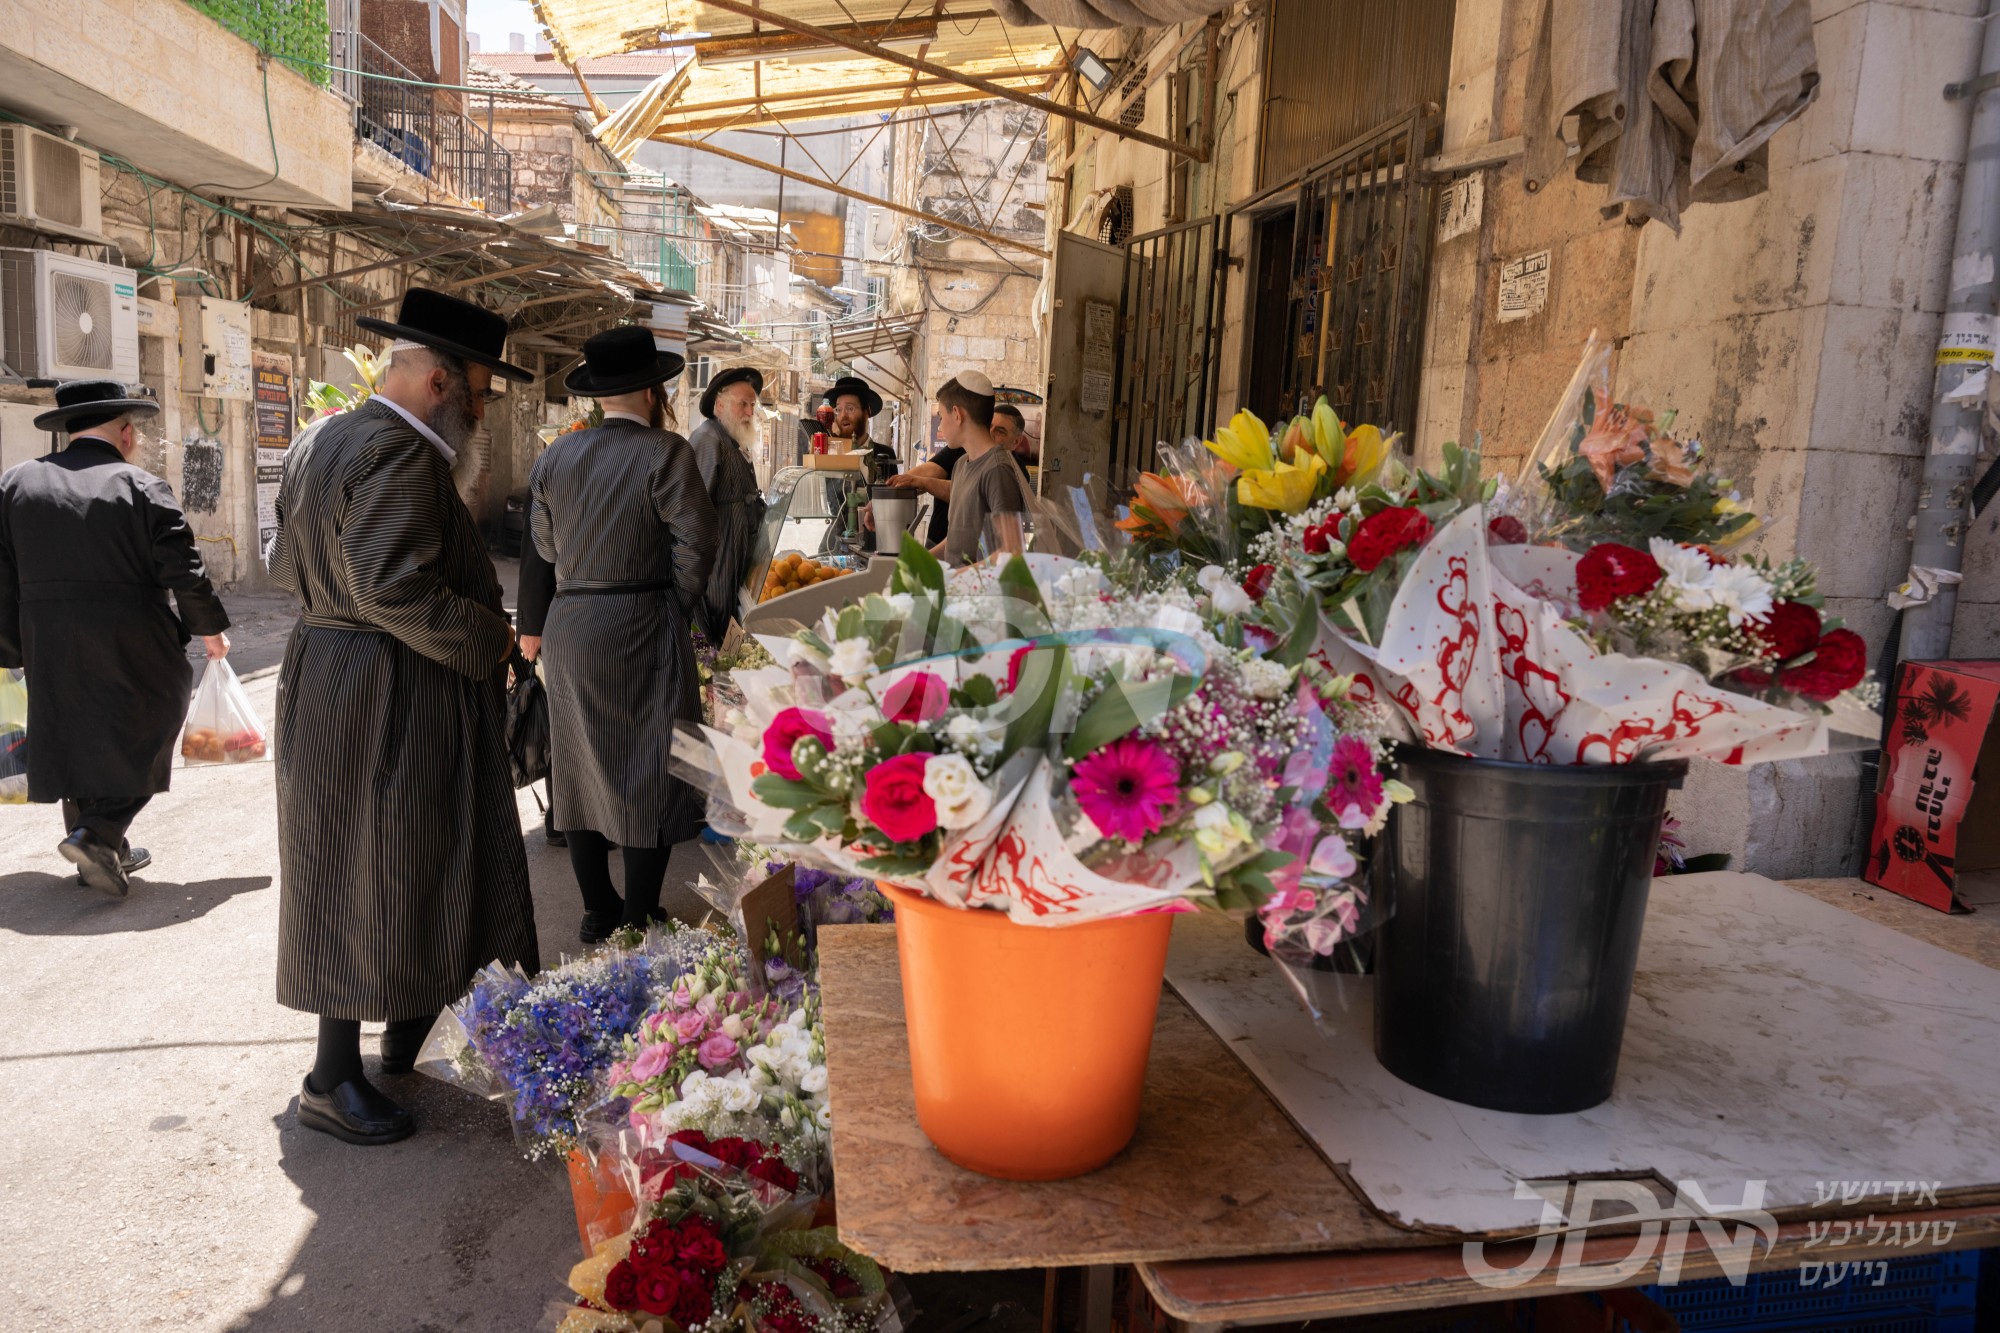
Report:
933,372,1026,565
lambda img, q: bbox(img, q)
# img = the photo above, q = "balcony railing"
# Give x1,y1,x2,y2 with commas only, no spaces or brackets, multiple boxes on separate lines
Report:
332,28,512,213
576,225,700,297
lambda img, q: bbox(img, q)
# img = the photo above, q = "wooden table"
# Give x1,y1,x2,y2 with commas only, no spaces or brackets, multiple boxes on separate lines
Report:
818,878,2000,1329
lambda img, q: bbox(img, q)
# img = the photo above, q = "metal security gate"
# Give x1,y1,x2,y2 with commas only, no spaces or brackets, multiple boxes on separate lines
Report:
1277,111,1439,432
1108,214,1232,486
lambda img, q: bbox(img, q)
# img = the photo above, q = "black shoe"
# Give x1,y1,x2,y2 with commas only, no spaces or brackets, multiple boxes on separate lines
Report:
579,909,622,944
58,830,129,898
121,843,151,875
298,1076,415,1145
376,1018,431,1076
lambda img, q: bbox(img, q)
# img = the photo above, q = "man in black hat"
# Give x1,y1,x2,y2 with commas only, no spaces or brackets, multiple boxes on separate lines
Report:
0,380,231,896
266,287,539,1146
821,374,898,478
689,366,766,639
530,326,715,943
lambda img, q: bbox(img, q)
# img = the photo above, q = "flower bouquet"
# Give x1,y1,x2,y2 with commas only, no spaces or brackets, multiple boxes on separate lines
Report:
559,1133,889,1333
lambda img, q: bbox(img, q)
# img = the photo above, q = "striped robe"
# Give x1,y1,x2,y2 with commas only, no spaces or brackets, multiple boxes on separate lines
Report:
268,398,538,1021
687,416,765,641
529,420,715,849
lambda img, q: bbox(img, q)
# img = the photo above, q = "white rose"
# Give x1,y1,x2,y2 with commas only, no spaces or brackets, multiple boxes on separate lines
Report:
923,753,994,829
1211,582,1253,617
1195,564,1228,593
801,1064,829,1094
828,637,875,680
721,1079,759,1114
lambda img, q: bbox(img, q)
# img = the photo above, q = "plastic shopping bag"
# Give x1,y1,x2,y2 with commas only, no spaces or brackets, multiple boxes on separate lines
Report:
180,659,269,764
0,668,26,803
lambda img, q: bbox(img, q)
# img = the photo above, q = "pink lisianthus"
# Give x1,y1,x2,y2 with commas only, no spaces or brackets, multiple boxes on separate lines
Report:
630,1041,674,1081
1326,735,1386,828
670,1009,708,1043
1071,737,1181,844
763,707,833,781
883,670,950,724
862,752,939,843
697,1033,740,1071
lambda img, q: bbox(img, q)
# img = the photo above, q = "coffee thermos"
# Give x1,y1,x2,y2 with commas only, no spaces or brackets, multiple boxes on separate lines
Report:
869,485,918,554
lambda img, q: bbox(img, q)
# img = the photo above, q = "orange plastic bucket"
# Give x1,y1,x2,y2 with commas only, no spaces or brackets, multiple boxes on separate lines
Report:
565,1147,637,1257
883,884,1174,1180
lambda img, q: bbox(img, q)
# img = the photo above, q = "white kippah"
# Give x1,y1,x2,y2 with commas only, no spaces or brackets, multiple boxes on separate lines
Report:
947,370,995,397
385,339,430,356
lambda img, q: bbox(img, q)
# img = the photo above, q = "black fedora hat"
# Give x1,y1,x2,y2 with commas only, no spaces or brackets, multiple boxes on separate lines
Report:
822,375,882,417
564,326,686,397
34,379,161,432
700,365,764,418
357,287,533,383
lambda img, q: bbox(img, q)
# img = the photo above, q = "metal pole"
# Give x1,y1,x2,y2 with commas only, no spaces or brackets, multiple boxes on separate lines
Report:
1902,9,2000,661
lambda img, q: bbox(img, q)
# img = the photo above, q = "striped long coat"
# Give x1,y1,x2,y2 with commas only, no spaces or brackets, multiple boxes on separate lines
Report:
268,398,538,1021
686,415,764,641
529,420,715,849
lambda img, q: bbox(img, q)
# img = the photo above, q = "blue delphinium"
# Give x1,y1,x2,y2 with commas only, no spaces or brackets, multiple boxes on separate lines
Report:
775,863,896,952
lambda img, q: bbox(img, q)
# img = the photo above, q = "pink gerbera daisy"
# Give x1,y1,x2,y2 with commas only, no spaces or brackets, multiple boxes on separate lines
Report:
1071,737,1181,844
1326,735,1385,827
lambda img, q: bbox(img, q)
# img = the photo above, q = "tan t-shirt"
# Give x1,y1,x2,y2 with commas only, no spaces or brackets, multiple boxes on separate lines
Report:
941,444,1028,565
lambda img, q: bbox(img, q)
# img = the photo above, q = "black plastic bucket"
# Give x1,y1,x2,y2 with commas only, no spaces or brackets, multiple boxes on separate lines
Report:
1373,745,1688,1114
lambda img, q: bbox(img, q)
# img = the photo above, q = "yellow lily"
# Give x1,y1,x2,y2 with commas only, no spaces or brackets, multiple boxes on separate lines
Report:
1238,451,1327,513
1339,423,1389,486
1310,398,1346,470
1204,409,1275,473
1712,496,1762,546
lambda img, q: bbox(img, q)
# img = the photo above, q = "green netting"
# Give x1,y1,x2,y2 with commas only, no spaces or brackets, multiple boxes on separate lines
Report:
185,1,332,87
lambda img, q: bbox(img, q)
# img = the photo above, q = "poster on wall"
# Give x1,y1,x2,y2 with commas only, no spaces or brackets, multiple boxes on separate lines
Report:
252,351,293,565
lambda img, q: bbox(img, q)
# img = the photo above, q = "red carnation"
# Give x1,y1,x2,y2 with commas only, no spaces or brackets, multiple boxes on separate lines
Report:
1302,521,1332,555
748,1155,801,1193
1574,543,1664,612
1778,628,1867,702
1748,599,1821,662
668,1129,714,1154
1346,506,1435,572
707,1136,763,1169
634,1268,682,1317
603,1260,640,1311
671,1273,715,1328
1242,563,1276,603
674,1223,729,1274
1487,514,1528,545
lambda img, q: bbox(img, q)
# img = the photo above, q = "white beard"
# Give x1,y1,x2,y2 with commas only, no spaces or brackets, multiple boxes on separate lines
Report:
723,414,759,451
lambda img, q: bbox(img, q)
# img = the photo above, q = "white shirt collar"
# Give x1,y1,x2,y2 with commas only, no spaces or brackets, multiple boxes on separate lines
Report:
373,393,456,463
601,410,653,426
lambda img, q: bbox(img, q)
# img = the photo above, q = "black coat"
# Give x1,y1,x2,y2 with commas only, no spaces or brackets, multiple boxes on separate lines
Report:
687,416,765,640
0,436,229,800
516,501,555,637
268,399,538,1021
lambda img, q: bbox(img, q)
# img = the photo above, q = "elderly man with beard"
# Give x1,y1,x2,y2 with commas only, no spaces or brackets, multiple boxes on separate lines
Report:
267,288,539,1146
687,366,766,640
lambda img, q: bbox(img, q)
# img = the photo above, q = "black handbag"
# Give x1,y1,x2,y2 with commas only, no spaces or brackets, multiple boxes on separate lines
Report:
504,650,551,789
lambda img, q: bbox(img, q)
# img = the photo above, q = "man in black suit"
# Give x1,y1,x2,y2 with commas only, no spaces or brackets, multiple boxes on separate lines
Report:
0,379,231,896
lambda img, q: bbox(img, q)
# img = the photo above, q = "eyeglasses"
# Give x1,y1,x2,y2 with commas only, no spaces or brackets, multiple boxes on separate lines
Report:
478,388,506,405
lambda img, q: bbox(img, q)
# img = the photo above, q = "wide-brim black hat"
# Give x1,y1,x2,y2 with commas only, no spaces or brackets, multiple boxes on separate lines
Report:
564,325,686,397
700,365,764,418
357,287,533,383
822,375,882,416
35,379,162,431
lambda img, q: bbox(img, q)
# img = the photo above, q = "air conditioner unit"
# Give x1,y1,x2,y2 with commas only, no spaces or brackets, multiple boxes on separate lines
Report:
0,247,140,382
0,125,103,237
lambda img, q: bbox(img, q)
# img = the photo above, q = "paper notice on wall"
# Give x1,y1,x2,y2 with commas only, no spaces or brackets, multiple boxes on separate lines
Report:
1937,311,1996,365
256,447,286,566
1080,369,1113,414
252,351,293,449
1497,251,1551,322
1437,175,1483,244
1079,297,1117,415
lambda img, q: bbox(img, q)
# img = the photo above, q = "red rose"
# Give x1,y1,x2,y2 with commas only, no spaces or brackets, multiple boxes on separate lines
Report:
763,707,833,781
1242,563,1276,603
1346,506,1435,572
882,670,949,724
1778,628,1867,702
748,1155,801,1193
635,1268,682,1317
668,1128,713,1154
1487,515,1528,545
861,752,938,843
602,1260,640,1312
706,1136,763,1169
1574,543,1664,612
672,1273,715,1327
1748,599,1821,662
1302,522,1331,555
674,1224,729,1275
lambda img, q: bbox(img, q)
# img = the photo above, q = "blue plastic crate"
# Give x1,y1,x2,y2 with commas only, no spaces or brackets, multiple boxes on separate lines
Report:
1634,1248,1979,1332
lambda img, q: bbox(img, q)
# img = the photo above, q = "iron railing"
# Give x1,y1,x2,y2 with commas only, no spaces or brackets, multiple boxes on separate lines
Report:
1108,214,1232,487
335,29,512,213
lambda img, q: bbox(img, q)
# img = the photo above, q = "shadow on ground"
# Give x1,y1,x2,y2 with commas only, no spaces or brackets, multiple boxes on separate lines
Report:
0,872,272,935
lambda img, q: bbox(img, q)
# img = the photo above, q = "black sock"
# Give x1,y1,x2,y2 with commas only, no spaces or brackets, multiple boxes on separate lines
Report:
566,829,624,917
309,1016,363,1094
382,1017,430,1050
620,844,672,927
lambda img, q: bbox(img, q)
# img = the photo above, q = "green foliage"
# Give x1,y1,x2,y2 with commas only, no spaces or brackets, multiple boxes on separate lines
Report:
1063,668,1195,760
1538,453,1755,551
186,1,333,86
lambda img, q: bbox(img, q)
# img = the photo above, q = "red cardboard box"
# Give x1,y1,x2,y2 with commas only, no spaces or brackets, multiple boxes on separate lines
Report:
1865,660,2000,912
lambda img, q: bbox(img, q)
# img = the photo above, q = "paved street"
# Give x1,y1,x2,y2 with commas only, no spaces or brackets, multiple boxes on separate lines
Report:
0,566,720,1331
